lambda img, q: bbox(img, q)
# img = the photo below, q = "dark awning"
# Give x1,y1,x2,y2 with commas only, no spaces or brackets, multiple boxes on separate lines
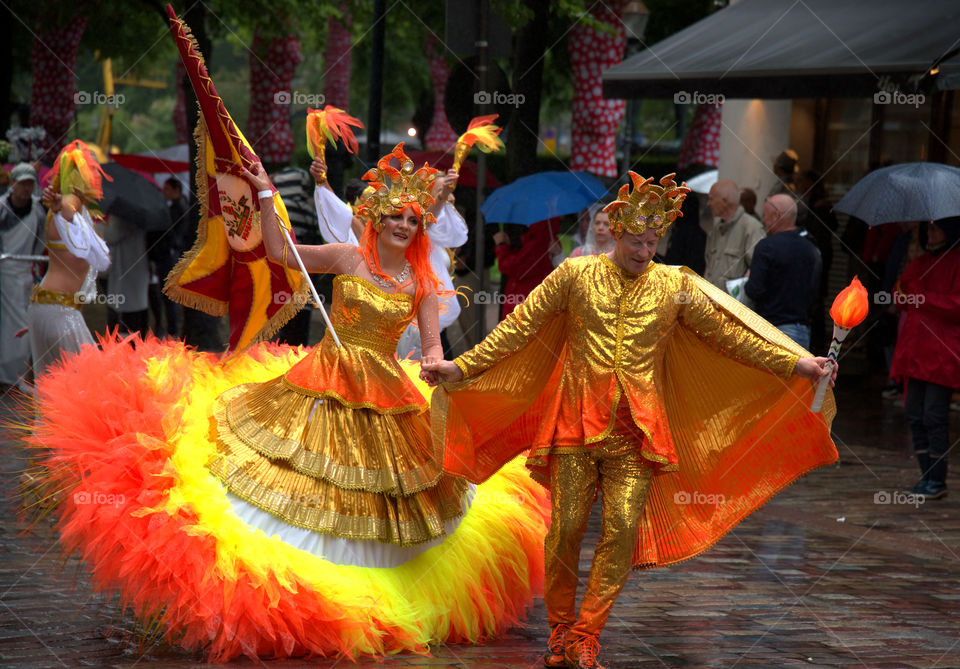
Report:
603,0,960,99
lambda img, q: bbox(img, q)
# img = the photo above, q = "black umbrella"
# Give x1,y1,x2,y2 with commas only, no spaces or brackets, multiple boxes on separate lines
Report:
99,162,171,232
834,162,960,226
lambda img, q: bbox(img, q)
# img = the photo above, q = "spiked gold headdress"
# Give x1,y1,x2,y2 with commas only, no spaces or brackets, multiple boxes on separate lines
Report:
356,143,438,231
603,172,690,238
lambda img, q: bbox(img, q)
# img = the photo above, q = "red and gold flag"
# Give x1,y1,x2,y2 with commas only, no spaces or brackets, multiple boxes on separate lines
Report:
165,5,307,351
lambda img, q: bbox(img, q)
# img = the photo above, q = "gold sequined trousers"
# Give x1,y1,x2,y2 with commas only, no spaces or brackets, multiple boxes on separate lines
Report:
544,432,653,638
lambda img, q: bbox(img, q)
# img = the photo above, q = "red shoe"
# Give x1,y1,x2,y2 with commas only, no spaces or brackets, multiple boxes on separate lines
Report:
543,623,570,667
565,633,605,669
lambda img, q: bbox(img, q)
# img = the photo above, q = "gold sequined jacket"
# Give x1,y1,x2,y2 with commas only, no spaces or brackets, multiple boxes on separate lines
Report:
452,255,799,472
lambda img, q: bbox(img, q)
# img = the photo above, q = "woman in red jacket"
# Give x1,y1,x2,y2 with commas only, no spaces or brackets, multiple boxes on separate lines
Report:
890,217,960,499
492,217,560,320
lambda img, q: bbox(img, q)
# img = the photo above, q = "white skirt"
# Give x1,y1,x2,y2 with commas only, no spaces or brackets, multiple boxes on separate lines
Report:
224,483,477,568
27,302,95,378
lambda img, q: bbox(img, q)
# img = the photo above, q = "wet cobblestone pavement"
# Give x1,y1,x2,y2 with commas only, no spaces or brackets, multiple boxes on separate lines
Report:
2,374,958,668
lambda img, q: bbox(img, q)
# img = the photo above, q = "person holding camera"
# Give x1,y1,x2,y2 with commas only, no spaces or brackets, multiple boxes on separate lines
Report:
425,172,838,669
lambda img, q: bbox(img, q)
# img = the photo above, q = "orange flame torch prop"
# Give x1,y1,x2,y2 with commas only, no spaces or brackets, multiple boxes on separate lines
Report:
811,277,870,411
305,106,363,183
450,114,504,191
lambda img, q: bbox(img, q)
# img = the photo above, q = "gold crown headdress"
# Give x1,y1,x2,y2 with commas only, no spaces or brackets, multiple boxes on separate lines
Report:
603,172,690,238
349,186,375,215
356,143,438,231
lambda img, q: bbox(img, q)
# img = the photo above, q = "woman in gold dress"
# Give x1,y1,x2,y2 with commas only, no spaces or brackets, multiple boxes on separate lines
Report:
215,147,470,566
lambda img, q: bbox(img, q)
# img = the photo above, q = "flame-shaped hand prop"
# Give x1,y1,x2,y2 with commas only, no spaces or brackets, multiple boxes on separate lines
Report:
450,114,504,190
306,106,363,183
811,276,869,411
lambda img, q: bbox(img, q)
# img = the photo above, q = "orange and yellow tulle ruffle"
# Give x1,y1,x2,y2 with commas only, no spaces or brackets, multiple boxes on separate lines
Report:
23,337,549,662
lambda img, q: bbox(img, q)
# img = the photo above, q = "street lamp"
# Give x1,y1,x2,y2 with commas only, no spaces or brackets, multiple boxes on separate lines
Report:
622,1,650,40
620,2,650,178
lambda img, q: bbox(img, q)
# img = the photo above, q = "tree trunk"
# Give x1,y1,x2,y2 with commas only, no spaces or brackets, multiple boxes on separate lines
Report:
568,2,627,178
0,4,13,140
29,11,87,162
323,7,353,194
505,0,549,181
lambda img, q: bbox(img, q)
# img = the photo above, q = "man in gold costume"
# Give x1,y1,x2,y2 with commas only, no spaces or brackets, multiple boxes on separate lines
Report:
425,172,839,669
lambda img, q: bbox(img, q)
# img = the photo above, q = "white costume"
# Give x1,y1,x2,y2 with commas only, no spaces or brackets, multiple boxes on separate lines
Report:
28,206,110,377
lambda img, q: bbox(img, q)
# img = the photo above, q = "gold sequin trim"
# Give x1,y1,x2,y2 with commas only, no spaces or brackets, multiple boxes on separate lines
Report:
30,285,82,311
327,328,400,355
335,273,414,302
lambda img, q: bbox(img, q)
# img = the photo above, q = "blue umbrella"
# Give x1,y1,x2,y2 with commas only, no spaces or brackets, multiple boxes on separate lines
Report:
481,171,609,225
834,162,960,226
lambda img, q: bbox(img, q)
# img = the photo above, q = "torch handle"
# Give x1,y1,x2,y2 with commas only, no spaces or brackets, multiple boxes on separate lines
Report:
810,360,835,412
450,141,471,192
810,326,848,412
313,142,327,185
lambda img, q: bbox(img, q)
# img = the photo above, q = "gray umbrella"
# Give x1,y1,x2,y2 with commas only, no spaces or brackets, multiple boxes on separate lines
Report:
834,162,960,226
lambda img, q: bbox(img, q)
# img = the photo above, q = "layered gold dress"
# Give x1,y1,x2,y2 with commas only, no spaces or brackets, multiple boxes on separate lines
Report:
25,271,550,659
209,274,469,561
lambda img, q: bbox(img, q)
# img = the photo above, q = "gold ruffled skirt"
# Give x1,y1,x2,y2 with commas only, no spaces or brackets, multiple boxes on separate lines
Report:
210,375,468,546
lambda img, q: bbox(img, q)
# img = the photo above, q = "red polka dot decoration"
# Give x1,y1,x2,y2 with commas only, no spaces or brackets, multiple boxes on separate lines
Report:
424,36,458,151
323,13,353,110
677,102,722,170
29,17,88,163
567,1,627,178
247,33,303,164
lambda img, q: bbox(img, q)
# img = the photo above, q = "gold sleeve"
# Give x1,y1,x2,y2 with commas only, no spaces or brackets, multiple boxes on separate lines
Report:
679,274,798,379
454,260,574,378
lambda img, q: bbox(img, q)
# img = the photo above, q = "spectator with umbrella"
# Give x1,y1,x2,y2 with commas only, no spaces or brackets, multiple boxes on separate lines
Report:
835,162,960,499
889,218,960,499
482,171,609,320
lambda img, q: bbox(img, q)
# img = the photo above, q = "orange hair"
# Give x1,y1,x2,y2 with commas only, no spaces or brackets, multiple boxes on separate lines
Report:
359,205,445,315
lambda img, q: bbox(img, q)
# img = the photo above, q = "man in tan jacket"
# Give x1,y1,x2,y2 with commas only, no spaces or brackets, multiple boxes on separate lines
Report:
704,179,765,290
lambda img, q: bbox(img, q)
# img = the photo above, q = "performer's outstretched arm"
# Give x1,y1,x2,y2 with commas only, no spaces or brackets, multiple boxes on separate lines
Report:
679,273,834,383
429,202,468,248
425,261,574,383
417,291,444,383
243,161,358,275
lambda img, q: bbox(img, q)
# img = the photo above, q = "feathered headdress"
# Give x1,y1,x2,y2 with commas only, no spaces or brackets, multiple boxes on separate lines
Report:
355,143,439,231
48,140,111,215
603,172,690,237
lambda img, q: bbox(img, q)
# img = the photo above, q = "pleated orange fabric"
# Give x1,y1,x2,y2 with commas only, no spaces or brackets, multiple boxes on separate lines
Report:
432,260,838,568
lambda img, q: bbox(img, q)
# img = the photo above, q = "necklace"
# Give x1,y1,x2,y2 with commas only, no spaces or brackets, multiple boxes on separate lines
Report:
372,261,411,289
